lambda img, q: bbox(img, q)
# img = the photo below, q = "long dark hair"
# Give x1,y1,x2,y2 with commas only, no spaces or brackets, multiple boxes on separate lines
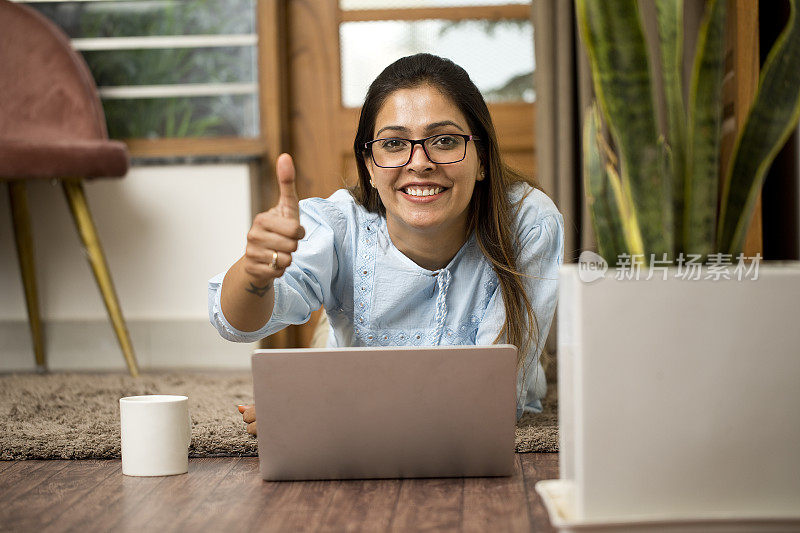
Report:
350,53,546,380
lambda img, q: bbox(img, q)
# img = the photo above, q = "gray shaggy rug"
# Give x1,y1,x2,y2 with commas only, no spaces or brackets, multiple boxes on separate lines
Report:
0,371,557,460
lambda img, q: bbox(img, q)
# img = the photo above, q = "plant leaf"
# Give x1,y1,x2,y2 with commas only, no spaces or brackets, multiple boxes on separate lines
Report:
655,0,687,255
718,0,800,254
685,0,727,258
576,0,671,261
584,104,628,264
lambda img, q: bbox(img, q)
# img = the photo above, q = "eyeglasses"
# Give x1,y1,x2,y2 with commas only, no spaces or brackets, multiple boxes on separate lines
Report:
364,133,479,168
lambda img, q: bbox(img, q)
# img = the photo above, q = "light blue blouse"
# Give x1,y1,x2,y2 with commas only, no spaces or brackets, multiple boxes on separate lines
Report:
208,181,564,419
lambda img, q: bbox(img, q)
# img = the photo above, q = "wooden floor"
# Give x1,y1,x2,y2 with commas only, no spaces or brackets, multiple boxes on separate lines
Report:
0,454,558,532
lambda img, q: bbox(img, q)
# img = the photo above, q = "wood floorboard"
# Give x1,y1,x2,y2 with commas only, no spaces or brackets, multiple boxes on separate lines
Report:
461,454,530,532
117,458,238,533
1,454,561,532
96,465,174,532
0,460,70,504
520,453,559,533
40,460,128,533
0,460,15,474
316,477,402,531
389,476,464,532
0,460,117,532
155,458,240,533
0,460,55,501
178,457,285,533
248,478,341,532
176,456,248,532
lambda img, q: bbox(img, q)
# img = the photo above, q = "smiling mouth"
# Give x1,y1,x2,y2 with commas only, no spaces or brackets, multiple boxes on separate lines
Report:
400,185,449,197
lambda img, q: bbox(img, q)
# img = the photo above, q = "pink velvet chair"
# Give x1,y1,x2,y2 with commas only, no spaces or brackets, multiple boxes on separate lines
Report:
1,0,139,376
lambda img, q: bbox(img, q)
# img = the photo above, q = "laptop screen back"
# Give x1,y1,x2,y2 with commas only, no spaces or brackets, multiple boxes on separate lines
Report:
252,345,517,480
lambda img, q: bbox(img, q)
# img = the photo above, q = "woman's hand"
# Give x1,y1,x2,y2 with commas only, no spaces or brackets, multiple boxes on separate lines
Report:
243,153,306,286
237,404,257,436
219,153,306,332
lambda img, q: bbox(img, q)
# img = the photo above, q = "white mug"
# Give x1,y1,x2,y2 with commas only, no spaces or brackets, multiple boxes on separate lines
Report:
119,395,191,476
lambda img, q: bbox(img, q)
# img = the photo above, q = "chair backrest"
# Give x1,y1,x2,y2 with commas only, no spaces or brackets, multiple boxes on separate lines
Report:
0,0,109,142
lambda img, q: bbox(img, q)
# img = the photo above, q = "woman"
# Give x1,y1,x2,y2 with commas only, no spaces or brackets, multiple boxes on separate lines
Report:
209,54,564,436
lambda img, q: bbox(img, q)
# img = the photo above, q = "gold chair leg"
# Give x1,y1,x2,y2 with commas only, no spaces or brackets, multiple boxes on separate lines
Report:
62,179,139,377
7,181,46,373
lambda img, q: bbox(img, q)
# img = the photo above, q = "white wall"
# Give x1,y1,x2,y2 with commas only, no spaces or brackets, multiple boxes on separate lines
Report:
0,164,257,371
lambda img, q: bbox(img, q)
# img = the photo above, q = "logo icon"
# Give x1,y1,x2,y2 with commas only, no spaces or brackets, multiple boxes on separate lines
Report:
578,251,608,283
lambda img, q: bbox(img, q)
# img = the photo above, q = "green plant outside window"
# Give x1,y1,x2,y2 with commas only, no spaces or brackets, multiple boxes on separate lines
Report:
24,0,259,139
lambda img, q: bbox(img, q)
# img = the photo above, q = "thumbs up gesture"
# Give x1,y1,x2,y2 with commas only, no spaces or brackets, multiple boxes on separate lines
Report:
243,153,306,285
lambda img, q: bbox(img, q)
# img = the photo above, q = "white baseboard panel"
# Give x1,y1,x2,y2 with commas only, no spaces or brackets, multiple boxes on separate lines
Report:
0,319,255,372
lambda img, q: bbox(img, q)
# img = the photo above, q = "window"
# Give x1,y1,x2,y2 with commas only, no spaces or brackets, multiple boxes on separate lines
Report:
15,0,264,157
340,18,533,108
337,2,534,108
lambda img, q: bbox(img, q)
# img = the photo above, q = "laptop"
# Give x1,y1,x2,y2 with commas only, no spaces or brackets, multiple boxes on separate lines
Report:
251,345,518,481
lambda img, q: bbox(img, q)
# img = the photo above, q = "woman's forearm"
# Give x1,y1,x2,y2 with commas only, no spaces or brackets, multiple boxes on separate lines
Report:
220,256,276,332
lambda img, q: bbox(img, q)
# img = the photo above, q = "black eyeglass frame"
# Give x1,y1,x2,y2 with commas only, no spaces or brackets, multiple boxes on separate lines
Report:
363,133,480,168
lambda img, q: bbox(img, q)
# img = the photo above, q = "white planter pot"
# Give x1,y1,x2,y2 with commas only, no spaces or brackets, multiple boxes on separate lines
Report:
547,262,800,525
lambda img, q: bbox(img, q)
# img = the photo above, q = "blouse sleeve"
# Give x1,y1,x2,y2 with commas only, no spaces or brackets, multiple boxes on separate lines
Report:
475,210,565,419
207,197,345,343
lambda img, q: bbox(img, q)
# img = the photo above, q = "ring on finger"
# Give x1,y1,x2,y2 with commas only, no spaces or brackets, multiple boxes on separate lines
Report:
269,250,279,269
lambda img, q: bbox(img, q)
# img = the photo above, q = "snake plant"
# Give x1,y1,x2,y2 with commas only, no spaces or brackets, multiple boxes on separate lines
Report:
577,0,800,264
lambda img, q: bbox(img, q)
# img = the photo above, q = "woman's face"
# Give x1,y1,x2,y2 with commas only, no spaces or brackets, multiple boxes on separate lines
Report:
365,84,483,238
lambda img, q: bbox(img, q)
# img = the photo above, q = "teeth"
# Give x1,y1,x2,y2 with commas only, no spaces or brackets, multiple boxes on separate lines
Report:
405,187,442,197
